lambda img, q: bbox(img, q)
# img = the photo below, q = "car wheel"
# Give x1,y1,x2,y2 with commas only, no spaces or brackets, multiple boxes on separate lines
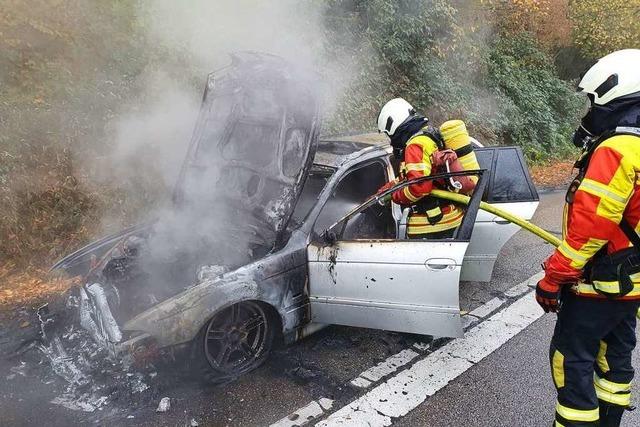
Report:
197,301,277,383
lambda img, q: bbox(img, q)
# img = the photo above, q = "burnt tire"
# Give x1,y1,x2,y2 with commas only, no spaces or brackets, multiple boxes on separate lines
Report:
194,301,277,384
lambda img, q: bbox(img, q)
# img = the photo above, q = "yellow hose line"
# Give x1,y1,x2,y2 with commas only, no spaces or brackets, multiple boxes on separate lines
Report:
430,189,562,247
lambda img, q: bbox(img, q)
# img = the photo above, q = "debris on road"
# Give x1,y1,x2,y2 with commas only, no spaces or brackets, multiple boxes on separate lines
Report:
9,361,28,378
156,397,171,412
4,294,165,420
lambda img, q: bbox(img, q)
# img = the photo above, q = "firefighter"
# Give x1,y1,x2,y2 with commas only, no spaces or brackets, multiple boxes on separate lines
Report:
536,49,640,427
376,98,479,239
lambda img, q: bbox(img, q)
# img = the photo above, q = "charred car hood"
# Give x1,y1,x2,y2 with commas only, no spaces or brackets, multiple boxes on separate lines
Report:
51,52,321,332
174,52,321,250
53,52,320,277
50,223,153,278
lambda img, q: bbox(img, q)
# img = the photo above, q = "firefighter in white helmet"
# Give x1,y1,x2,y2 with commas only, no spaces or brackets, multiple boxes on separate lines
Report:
536,49,640,427
376,98,479,238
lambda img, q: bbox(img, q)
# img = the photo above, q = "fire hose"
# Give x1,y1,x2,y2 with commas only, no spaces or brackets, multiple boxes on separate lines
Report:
370,170,561,248
432,190,640,318
369,170,561,247
429,188,562,247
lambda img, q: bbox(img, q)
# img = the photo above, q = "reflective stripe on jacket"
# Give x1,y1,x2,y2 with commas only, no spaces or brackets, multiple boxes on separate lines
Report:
545,134,640,299
392,132,462,235
392,133,439,205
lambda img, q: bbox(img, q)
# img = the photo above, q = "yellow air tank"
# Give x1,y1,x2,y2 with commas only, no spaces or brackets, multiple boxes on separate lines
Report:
440,120,481,184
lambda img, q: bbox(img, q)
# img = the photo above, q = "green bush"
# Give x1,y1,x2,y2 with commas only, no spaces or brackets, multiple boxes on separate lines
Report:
485,33,583,160
323,0,582,161
323,0,459,134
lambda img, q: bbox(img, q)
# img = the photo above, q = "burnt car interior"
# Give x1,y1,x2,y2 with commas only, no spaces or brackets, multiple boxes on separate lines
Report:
313,160,392,237
324,169,484,243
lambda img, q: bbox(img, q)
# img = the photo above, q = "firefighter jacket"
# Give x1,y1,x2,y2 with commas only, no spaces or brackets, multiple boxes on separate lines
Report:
545,132,640,299
392,120,480,236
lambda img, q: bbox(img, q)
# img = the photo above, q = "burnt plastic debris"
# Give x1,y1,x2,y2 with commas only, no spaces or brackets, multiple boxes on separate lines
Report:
156,397,171,413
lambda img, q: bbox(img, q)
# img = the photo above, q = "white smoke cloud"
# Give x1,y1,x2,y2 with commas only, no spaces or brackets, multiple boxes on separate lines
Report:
99,0,332,202
140,0,326,70
88,0,335,297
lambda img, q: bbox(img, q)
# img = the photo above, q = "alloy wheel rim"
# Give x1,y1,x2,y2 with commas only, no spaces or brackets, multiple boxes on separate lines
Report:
204,302,268,374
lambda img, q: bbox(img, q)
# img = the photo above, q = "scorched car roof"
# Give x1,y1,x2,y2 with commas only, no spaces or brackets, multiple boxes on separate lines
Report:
314,139,389,168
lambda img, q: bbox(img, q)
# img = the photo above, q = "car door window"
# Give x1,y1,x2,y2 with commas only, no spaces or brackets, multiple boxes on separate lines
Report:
461,147,539,282
475,147,538,203
313,161,387,235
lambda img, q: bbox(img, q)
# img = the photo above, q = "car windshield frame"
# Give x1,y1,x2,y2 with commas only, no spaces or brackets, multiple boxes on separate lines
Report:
287,163,337,231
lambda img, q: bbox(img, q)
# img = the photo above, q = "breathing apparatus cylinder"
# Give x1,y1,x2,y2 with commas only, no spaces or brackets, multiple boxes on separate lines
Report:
439,120,480,172
440,120,469,149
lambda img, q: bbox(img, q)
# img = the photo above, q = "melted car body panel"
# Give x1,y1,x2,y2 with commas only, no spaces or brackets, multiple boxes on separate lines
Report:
122,237,310,347
174,52,321,251
51,72,540,361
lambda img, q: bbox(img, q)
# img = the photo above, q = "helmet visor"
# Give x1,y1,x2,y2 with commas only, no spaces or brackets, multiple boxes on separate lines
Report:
579,94,592,118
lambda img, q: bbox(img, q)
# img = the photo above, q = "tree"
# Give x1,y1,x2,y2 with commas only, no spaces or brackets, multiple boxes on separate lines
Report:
569,0,640,59
480,0,572,51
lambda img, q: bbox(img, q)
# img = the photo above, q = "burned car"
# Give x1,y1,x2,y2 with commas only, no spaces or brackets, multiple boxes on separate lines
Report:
52,53,539,381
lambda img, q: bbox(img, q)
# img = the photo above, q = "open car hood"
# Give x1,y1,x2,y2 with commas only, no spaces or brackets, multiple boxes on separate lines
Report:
51,53,321,325
174,52,321,252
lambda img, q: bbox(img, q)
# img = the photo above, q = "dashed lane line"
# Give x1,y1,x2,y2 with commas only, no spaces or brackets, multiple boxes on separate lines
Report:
269,271,542,427
270,399,335,427
317,272,544,426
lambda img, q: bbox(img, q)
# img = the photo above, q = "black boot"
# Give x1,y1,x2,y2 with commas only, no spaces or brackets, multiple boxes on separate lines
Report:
599,401,625,427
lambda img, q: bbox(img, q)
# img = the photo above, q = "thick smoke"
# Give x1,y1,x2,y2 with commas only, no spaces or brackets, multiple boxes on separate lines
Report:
103,0,328,199
96,1,329,302
141,0,325,71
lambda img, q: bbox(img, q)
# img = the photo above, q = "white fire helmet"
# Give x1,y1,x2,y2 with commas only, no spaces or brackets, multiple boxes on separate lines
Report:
377,98,416,136
578,49,640,106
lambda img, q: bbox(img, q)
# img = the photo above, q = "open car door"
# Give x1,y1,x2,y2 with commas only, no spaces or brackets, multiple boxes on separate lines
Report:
307,171,486,338
461,147,539,282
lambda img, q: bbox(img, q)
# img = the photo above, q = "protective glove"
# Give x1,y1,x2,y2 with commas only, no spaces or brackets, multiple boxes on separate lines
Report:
535,276,561,313
376,180,397,195
375,180,397,205
431,149,476,194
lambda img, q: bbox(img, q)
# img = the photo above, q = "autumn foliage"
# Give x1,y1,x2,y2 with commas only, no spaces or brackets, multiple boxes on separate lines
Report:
1,0,638,272
570,0,640,59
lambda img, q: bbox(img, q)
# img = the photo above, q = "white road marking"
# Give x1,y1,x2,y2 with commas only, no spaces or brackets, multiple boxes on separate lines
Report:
467,296,504,318
317,272,544,426
504,277,538,297
351,349,420,387
270,271,544,427
270,399,335,427
350,377,372,388
411,342,430,352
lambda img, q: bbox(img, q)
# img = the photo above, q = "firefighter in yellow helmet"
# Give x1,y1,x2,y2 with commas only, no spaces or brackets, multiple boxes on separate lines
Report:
376,98,480,238
536,49,640,427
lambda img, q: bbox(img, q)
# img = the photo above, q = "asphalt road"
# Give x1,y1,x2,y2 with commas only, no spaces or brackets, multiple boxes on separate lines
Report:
4,190,640,426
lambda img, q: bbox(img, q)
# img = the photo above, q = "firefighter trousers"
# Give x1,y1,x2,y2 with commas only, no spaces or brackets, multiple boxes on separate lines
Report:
550,290,639,426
